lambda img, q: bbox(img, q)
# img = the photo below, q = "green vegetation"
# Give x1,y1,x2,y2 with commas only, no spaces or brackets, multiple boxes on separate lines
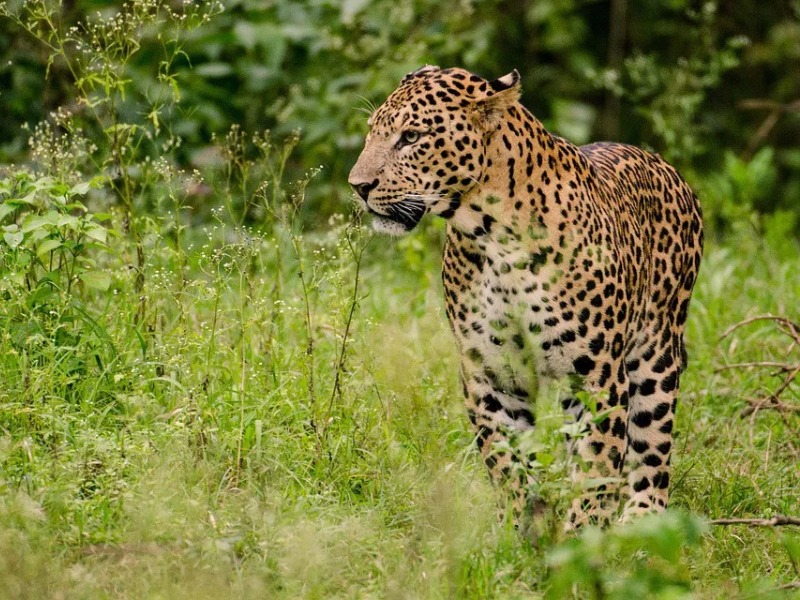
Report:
0,0,799,598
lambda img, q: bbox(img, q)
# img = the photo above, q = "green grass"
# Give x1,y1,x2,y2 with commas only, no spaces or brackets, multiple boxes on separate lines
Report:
1,196,799,598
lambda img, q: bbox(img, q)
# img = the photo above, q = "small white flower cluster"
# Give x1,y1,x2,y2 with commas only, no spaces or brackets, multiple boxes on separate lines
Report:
26,111,96,179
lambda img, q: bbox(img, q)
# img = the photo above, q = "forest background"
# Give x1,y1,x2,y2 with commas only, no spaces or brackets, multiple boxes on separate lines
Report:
0,0,799,598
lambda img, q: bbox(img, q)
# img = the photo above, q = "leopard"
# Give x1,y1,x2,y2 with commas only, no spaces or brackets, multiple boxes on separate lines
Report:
348,65,703,531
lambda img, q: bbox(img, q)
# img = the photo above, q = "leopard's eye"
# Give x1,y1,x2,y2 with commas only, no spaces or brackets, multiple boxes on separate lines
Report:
400,130,420,146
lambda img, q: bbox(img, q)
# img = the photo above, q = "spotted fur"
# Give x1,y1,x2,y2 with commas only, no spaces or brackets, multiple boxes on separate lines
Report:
349,66,703,529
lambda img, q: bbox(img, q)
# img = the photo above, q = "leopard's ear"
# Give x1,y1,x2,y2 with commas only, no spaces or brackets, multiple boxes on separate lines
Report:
473,70,521,128
488,69,520,94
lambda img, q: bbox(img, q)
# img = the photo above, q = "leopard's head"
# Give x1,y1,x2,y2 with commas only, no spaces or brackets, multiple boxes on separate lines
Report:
348,66,521,235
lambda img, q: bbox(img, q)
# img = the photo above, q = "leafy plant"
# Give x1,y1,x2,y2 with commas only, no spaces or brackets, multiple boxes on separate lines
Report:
0,172,111,293
694,147,778,238
546,511,706,599
0,171,117,379
2,0,223,321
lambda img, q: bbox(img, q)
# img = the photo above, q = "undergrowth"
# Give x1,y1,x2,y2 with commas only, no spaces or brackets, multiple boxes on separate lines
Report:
1,147,799,599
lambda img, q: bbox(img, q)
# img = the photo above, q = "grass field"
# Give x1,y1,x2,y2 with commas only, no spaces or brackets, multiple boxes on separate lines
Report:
1,175,799,598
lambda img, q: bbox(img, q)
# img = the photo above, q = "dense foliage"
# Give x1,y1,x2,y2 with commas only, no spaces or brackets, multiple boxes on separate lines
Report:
0,1,799,598
1,0,799,224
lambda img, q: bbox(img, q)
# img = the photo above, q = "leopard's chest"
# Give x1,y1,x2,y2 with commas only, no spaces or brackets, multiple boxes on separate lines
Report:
447,238,578,391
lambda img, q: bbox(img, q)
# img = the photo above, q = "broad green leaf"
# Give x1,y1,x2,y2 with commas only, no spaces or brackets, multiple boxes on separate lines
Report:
47,182,69,197
79,271,111,291
57,214,79,228
85,224,108,243
31,176,54,191
3,230,24,248
29,228,50,243
1,271,25,287
69,181,92,196
65,201,88,212
0,203,15,221
37,238,62,256
21,215,52,233
5,194,35,207
26,285,55,308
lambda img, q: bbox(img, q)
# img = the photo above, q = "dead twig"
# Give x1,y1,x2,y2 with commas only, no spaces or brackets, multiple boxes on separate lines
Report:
715,362,794,372
721,315,800,343
710,515,800,527
719,315,800,423
776,582,800,591
741,370,800,418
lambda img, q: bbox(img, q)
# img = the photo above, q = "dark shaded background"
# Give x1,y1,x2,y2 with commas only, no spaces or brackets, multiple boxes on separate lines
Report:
2,0,798,228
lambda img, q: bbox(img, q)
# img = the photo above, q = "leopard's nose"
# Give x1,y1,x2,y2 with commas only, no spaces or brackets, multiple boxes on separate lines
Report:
350,179,378,201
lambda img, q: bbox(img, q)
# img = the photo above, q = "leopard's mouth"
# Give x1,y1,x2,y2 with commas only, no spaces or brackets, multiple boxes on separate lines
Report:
365,210,415,236
364,198,426,233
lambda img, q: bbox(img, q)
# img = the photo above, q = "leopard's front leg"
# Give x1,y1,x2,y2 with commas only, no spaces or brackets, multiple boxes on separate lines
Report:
460,360,543,527
564,357,630,529
443,228,544,530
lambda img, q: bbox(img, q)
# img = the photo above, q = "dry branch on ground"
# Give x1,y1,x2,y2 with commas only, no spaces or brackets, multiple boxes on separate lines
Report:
719,315,800,420
710,515,800,527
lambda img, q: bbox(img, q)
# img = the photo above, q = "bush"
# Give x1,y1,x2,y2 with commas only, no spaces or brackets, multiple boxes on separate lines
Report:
0,172,117,385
